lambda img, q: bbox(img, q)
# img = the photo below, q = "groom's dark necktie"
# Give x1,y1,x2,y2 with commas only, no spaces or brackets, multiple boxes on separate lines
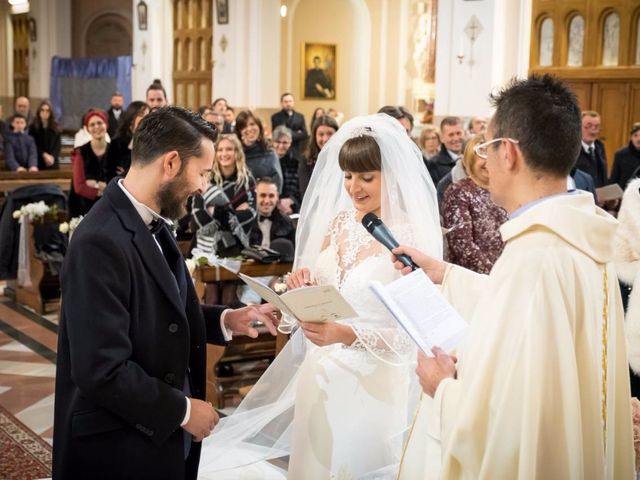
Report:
150,219,191,458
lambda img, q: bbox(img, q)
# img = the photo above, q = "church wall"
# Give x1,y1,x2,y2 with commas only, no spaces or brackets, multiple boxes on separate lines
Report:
0,2,12,110
287,0,358,120
29,0,72,100
434,0,531,119
132,0,174,103
211,0,281,111
278,0,414,122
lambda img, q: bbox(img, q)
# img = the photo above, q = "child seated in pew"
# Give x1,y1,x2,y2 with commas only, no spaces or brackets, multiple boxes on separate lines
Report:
4,114,38,172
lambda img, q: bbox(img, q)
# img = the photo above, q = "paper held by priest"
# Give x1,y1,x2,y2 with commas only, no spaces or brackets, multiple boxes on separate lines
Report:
238,272,358,322
370,269,467,355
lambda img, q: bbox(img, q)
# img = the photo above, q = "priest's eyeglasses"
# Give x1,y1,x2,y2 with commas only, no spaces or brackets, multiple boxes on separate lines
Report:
474,137,519,159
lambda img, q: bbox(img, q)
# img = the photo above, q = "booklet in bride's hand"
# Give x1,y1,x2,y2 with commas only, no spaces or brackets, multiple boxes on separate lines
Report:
238,273,358,322
370,269,467,356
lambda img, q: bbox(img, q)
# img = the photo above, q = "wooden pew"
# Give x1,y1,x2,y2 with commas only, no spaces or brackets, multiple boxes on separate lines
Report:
194,262,292,407
15,215,66,314
0,165,72,196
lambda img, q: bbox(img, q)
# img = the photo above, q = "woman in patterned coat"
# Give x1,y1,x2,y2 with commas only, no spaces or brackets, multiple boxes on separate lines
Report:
442,134,508,274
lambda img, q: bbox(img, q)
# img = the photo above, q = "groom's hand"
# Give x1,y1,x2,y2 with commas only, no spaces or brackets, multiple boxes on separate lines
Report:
224,304,279,338
183,398,219,442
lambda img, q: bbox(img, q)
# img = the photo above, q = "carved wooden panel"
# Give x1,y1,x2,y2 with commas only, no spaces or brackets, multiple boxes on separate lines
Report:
11,14,29,98
629,82,640,128
592,82,630,160
566,81,592,108
531,1,640,172
173,0,212,110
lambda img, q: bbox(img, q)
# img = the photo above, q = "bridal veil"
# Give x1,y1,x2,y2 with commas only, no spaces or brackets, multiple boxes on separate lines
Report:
198,113,442,478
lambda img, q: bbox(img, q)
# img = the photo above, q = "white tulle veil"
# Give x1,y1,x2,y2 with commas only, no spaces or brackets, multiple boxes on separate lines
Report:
198,113,442,478
292,113,441,273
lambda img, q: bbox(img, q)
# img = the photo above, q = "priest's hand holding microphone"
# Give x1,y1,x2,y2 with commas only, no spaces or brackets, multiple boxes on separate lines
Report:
362,212,458,398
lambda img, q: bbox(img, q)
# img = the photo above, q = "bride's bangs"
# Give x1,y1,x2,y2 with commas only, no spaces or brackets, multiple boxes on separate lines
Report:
338,135,382,172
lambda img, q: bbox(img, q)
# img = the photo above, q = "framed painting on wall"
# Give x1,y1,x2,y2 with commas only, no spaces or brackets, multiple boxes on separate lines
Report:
301,43,336,100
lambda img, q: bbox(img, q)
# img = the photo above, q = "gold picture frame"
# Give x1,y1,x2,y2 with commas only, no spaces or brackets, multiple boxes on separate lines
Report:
301,43,336,100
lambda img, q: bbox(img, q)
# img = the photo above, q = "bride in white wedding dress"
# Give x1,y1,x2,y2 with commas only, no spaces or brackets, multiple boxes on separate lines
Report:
198,114,442,479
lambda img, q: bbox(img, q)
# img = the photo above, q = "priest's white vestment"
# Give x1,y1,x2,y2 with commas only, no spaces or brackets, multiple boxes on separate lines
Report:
406,192,635,479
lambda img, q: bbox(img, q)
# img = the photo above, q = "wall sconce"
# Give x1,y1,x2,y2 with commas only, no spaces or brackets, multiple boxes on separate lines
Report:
137,1,148,31
8,0,29,15
28,16,36,42
457,15,483,70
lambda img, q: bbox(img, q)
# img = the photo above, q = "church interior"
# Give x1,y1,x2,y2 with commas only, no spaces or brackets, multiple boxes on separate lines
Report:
0,0,640,478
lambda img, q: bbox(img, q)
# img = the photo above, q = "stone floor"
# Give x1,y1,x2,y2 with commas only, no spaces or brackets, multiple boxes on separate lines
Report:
0,296,57,447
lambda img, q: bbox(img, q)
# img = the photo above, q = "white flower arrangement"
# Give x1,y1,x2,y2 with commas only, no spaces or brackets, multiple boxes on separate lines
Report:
190,248,242,273
12,201,51,220
185,258,197,276
59,216,84,234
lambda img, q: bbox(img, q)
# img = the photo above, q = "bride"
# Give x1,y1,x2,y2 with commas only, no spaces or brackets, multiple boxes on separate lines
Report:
198,114,442,479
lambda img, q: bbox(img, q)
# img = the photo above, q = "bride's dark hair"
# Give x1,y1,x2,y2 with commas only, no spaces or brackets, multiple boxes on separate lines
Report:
338,133,382,172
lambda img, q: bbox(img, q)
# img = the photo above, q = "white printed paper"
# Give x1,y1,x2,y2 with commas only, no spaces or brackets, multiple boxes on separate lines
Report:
370,269,467,355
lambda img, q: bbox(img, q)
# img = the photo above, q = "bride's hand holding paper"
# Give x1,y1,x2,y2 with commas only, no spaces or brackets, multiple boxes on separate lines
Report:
298,320,357,347
286,267,316,289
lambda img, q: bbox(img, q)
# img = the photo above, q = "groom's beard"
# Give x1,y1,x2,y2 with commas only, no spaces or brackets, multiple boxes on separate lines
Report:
156,175,190,220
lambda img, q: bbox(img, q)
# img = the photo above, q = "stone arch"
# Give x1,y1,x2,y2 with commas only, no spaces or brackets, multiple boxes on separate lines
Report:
84,13,132,58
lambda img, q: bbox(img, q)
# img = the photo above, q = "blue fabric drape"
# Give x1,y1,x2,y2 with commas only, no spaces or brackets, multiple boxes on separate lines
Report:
49,56,132,129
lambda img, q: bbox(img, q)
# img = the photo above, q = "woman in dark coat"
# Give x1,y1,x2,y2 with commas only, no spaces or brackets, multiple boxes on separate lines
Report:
609,122,640,189
29,100,61,170
104,101,150,181
235,110,282,191
299,115,339,199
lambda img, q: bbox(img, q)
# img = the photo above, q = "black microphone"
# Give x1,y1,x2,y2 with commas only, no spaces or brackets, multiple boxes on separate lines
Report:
361,212,418,270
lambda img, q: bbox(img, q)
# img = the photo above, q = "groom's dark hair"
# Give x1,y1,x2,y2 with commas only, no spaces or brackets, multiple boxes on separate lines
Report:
132,106,217,169
338,133,382,172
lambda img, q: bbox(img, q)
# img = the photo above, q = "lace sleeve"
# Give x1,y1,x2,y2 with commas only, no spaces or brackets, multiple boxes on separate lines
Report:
339,218,419,365
348,323,414,365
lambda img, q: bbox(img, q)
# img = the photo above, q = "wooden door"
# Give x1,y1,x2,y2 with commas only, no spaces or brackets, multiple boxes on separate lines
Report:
629,82,640,129
530,0,640,172
173,0,213,111
592,82,630,160
566,81,592,110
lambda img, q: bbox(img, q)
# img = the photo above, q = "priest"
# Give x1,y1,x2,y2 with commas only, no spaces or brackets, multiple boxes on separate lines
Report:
393,74,635,479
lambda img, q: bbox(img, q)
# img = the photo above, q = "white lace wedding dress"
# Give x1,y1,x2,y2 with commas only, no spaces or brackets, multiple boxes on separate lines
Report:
287,210,417,479
199,114,442,480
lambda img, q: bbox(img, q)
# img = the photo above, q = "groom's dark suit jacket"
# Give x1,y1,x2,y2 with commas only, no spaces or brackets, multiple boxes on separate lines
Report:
53,180,227,480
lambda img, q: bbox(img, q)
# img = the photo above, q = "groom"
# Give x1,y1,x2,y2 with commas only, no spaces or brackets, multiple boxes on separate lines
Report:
53,107,278,480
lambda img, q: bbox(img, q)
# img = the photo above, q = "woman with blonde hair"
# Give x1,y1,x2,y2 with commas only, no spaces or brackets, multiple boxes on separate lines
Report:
191,134,256,304
441,134,508,273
